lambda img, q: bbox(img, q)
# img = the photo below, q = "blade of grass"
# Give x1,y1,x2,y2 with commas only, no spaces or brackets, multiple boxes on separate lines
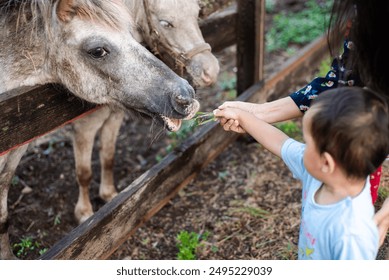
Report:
191,112,217,126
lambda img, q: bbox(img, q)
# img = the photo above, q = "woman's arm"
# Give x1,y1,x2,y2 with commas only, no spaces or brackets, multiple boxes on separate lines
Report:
217,38,352,129
374,197,389,246
218,96,302,124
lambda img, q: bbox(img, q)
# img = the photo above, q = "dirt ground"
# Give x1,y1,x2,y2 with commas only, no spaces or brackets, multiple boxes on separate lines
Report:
6,0,389,260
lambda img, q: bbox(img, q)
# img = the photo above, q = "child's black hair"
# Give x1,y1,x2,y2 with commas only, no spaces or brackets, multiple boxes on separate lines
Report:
310,87,389,178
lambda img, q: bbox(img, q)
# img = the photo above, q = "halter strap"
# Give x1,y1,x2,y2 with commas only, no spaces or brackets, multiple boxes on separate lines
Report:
142,0,212,76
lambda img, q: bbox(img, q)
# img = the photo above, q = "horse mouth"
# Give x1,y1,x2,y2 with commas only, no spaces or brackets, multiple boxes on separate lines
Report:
122,106,183,132
124,105,197,132
160,115,182,132
159,104,199,132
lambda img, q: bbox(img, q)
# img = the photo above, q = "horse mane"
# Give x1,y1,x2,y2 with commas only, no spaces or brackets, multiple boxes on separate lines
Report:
125,0,199,12
0,0,130,35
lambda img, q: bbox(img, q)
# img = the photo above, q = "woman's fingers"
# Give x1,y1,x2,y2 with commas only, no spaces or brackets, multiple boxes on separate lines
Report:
219,101,246,110
221,119,245,133
218,101,257,114
222,119,235,131
218,117,228,126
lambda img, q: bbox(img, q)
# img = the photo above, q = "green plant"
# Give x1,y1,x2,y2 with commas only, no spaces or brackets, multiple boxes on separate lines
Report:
229,206,269,219
39,248,48,255
277,242,298,260
156,111,218,161
176,230,209,260
265,0,276,13
219,72,236,92
218,170,229,181
217,72,237,100
266,0,332,52
12,237,44,258
141,238,150,245
210,245,218,253
274,121,302,139
11,175,20,186
53,214,61,226
190,112,217,127
378,186,389,201
155,120,196,161
316,56,332,77
285,46,298,56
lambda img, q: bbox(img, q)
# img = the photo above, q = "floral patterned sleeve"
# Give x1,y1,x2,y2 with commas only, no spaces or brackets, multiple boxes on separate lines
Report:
289,40,363,113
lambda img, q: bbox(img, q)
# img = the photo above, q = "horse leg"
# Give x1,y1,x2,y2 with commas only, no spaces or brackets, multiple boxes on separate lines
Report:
0,144,29,259
98,110,124,201
72,109,109,224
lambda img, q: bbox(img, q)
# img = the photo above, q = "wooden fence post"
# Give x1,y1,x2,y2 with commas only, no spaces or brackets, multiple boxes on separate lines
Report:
236,0,265,94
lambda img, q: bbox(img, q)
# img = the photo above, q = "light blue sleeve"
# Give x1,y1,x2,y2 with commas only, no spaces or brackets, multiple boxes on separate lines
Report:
280,138,307,181
332,233,379,260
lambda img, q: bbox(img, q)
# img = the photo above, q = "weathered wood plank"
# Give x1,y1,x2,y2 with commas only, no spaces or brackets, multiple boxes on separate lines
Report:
200,3,237,53
0,84,97,156
40,35,329,260
255,0,266,83
236,0,260,94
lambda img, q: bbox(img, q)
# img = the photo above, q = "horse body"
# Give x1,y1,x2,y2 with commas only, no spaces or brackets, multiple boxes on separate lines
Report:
0,0,200,259
72,0,220,223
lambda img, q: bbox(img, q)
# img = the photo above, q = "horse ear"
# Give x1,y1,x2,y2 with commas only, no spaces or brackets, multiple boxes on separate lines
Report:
57,0,76,22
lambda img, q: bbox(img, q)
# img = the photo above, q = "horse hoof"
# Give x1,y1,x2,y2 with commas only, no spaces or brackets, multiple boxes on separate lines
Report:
99,189,118,202
74,205,94,224
77,213,93,224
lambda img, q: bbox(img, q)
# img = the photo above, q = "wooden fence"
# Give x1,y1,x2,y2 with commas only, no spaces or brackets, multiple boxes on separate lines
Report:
0,0,329,259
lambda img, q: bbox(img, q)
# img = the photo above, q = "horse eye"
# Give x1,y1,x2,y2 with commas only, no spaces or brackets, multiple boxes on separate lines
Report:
159,20,174,28
88,47,109,58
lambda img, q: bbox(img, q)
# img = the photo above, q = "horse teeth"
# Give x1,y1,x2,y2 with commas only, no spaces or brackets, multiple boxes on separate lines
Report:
160,115,181,132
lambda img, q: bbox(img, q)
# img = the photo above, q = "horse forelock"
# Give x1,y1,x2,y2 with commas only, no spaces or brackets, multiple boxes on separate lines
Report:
0,0,132,33
149,0,199,12
127,0,199,14
71,0,132,31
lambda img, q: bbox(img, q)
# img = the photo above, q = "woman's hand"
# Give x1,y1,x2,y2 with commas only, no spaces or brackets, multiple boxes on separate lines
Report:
213,107,246,134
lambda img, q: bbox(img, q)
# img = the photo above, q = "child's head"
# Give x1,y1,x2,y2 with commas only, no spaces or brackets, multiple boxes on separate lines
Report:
303,87,389,180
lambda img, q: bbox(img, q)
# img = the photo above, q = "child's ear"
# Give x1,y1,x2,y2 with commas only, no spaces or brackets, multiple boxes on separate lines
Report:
321,152,335,174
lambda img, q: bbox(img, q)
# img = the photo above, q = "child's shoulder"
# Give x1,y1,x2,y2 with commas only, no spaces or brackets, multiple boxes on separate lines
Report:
330,186,377,237
281,138,304,158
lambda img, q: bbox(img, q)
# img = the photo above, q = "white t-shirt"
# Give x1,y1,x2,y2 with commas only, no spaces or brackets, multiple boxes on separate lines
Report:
281,138,379,260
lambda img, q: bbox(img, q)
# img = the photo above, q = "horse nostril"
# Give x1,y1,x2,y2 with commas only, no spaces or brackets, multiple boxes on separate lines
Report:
171,80,196,115
201,70,213,86
174,92,192,106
